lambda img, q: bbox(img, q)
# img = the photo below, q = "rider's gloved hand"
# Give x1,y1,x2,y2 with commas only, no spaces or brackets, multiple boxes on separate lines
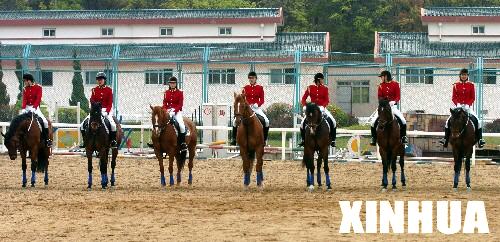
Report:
389,101,396,106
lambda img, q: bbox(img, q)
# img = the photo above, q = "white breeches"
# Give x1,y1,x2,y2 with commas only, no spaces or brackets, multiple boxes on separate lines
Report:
301,106,336,128
170,110,186,133
22,105,48,128
371,105,406,127
81,109,117,132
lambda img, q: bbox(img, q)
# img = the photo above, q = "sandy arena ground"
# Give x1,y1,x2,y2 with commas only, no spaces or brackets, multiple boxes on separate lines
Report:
0,155,498,241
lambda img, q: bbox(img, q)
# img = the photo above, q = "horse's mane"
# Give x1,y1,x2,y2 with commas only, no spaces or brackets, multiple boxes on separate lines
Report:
379,99,390,107
5,113,32,142
305,102,320,116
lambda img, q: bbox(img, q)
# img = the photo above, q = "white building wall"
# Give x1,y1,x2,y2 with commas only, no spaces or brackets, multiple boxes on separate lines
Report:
0,23,277,45
427,22,500,42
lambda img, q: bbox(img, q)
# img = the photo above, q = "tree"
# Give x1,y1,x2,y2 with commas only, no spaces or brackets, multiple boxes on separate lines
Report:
69,50,89,113
15,59,23,101
0,55,13,121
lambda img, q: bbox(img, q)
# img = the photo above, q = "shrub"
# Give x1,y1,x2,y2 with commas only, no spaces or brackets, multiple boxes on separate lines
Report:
265,103,294,128
326,104,359,127
484,119,500,133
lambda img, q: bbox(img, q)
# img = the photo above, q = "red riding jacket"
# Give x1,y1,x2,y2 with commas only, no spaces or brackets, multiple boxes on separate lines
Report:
378,81,400,103
22,84,42,109
163,88,183,113
301,84,329,107
90,85,113,113
452,80,475,106
242,84,264,107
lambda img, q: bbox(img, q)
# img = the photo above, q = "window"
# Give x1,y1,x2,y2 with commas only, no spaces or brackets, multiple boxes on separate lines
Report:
145,69,174,85
160,27,173,36
208,69,235,84
101,28,114,37
405,68,433,84
40,71,53,86
351,81,370,104
270,68,295,84
472,25,485,34
43,28,56,37
483,69,497,84
218,27,232,36
85,71,99,85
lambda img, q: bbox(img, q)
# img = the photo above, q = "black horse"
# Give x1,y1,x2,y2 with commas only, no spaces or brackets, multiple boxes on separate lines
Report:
83,102,122,189
376,99,406,191
448,107,475,192
302,102,332,192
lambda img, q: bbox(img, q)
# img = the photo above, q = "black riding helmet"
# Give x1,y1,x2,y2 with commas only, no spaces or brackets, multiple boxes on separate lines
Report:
378,70,392,81
96,72,107,80
314,73,324,84
23,73,34,82
460,68,468,75
248,71,257,78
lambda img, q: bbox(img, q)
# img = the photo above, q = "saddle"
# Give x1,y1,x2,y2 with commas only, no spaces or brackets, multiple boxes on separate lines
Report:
169,117,190,136
82,116,111,134
256,113,266,128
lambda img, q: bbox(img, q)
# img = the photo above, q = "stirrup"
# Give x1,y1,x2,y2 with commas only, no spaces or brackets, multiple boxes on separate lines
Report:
147,143,154,148
330,140,336,147
46,139,53,148
79,143,86,148
370,138,376,146
439,138,448,148
230,140,237,146
478,139,485,148
298,140,305,147
179,142,188,151
110,140,117,148
401,136,409,144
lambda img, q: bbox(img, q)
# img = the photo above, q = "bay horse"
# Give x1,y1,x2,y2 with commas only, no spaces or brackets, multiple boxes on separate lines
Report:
376,99,406,191
448,107,475,192
83,102,122,189
150,105,197,186
302,102,332,192
233,92,265,188
2,112,52,187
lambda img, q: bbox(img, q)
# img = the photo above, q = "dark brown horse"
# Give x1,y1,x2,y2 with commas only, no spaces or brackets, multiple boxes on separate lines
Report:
302,102,332,192
150,105,197,186
2,112,52,187
376,99,406,191
83,102,123,189
448,107,475,192
233,92,265,188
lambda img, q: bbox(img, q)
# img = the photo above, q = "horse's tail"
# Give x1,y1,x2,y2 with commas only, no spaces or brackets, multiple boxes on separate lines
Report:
177,150,187,171
36,148,48,173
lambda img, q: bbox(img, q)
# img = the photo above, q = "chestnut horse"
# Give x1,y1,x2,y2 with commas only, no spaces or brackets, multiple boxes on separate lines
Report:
376,99,406,191
2,112,52,187
233,92,265,188
83,102,123,189
448,107,475,192
150,105,197,186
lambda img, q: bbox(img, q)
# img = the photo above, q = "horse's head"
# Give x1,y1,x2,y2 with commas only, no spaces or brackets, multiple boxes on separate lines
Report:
304,102,322,135
233,92,252,126
449,107,469,138
377,99,393,129
150,105,169,136
89,102,103,131
2,132,19,160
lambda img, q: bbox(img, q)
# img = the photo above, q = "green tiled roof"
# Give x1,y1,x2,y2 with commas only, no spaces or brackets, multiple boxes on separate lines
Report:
377,32,500,57
1,32,327,60
0,8,280,20
422,7,500,17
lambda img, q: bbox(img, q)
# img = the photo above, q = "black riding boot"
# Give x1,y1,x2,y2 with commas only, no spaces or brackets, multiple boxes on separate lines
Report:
263,126,270,146
230,127,237,146
110,131,117,148
477,128,486,148
439,127,451,148
42,127,52,147
178,132,188,151
330,126,337,147
400,124,408,144
79,129,86,148
298,127,305,147
370,126,377,146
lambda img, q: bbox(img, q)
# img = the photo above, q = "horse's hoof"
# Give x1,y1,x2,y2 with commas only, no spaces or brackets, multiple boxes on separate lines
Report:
453,187,458,192
243,185,249,191
22,183,27,188
257,185,264,191
111,182,115,187
402,185,407,191
307,185,314,192
326,186,332,192
44,184,49,189
31,184,35,188
381,188,387,193
466,187,472,193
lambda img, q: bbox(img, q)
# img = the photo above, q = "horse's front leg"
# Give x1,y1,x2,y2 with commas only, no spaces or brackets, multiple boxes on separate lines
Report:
241,149,251,188
255,146,264,188
399,153,406,188
110,148,117,187
380,151,388,190
30,149,39,187
99,149,109,189
316,155,323,187
391,153,398,190
453,151,463,191
155,149,166,186
21,150,27,187
86,149,93,189
465,156,472,192
168,152,175,186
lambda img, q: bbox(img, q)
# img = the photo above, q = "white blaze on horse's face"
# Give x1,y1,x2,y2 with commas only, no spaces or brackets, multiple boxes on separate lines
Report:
153,114,159,135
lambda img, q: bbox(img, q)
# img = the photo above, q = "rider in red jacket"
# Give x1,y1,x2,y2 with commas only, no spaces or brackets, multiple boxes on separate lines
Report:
163,76,188,151
439,68,485,148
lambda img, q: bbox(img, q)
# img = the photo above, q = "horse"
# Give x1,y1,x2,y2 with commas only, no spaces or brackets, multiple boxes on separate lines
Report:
233,92,265,189
2,112,52,187
150,105,197,186
83,101,122,189
376,99,406,191
302,102,332,192
448,107,475,192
